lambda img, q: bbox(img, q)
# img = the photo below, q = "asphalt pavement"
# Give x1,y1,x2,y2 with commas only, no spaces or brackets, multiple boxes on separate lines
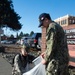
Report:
0,55,12,75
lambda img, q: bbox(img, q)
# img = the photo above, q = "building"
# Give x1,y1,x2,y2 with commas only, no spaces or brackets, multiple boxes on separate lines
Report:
55,15,75,66
42,15,75,67
54,14,75,27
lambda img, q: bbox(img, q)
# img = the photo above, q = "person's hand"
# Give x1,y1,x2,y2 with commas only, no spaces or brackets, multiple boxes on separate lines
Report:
41,52,46,64
41,52,45,58
41,58,46,65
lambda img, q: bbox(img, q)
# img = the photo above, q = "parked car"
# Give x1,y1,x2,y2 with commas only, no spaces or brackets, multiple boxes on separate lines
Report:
1,40,8,44
29,33,41,49
38,37,42,49
1,40,13,44
20,36,31,46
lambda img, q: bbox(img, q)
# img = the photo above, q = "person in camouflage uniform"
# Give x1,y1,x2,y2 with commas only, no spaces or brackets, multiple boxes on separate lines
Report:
38,13,70,75
12,45,31,75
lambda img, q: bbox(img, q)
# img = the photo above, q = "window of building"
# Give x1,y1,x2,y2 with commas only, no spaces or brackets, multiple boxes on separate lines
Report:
56,21,60,25
69,19,75,24
64,19,67,24
69,20,72,24
61,20,63,25
72,20,75,24
61,20,67,25
58,21,60,24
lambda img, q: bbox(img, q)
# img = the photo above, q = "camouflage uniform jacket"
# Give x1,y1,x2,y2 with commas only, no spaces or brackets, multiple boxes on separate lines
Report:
12,54,28,75
44,21,69,75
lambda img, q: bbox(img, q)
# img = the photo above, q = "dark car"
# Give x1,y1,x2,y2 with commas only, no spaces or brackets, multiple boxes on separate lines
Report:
29,33,41,49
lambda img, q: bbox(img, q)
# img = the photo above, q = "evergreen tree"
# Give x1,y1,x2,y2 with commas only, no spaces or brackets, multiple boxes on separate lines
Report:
0,0,22,30
16,32,18,38
10,34,14,38
24,33,29,36
19,31,23,38
30,31,34,36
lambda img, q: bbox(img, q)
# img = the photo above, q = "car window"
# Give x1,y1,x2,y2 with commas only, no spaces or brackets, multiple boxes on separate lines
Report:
36,33,41,39
31,34,36,38
37,33,41,37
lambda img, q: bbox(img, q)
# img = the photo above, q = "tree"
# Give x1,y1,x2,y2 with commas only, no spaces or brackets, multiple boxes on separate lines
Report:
16,32,18,38
24,33,29,36
0,0,22,30
10,34,14,38
30,31,34,36
19,31,23,39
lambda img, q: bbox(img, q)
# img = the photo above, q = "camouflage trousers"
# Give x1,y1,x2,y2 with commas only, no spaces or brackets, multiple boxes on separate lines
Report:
46,59,58,75
12,72,22,75
46,59,69,75
12,67,22,75
46,69,69,75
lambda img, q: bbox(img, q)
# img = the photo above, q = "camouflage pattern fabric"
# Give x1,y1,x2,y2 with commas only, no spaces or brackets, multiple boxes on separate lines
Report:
44,21,69,75
69,68,75,75
12,54,28,75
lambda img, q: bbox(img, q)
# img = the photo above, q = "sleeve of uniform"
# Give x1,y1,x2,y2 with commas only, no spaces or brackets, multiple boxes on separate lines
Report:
14,54,21,73
44,25,56,62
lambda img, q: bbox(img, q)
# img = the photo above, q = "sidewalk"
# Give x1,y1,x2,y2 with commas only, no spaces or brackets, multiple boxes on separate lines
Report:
0,55,12,75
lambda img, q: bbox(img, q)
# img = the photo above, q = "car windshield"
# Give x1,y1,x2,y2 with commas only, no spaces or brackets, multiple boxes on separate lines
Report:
31,33,41,38
31,33,36,38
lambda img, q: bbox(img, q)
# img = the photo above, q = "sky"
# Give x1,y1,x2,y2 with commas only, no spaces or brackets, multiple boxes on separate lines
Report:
3,0,75,37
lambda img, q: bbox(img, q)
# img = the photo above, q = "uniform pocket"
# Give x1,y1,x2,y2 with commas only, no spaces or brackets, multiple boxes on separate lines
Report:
47,59,58,74
47,59,55,72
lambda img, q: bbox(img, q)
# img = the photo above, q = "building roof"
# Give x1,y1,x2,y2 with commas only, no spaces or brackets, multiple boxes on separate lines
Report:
54,14,75,21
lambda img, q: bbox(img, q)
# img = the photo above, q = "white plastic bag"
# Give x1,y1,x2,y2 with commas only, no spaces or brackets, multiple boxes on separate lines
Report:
23,56,46,75
32,56,42,65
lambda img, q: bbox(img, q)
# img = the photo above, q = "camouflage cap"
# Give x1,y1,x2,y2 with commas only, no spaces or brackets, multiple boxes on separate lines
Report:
20,44,25,49
20,44,30,52
21,44,26,49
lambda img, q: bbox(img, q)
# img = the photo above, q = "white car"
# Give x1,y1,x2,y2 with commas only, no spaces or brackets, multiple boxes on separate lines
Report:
1,40,7,44
1,40,13,44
